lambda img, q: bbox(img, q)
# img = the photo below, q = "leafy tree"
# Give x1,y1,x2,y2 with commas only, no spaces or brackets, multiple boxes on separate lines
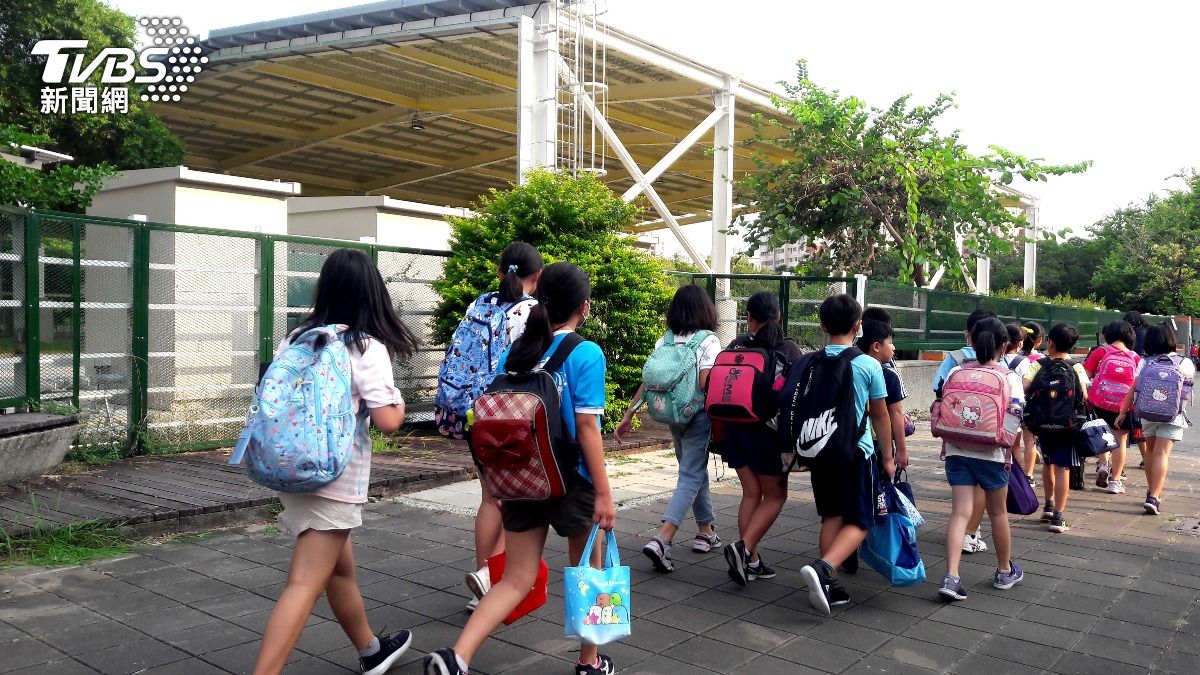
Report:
989,236,1107,302
1089,172,1200,315
0,0,183,172
0,123,113,211
738,61,1090,286
433,170,673,428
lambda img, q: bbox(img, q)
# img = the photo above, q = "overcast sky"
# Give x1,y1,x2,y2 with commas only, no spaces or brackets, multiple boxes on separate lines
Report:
107,0,1200,256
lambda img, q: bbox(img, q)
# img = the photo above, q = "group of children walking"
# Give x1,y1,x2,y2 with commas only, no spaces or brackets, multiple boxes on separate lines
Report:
241,242,1195,674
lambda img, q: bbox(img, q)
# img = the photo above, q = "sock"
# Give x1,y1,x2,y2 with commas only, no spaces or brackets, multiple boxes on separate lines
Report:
456,653,469,672
359,637,380,658
748,559,762,569
578,656,601,668
998,566,1012,574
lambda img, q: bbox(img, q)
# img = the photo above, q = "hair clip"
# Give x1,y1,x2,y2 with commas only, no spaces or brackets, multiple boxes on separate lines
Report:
507,264,519,273
1022,327,1034,335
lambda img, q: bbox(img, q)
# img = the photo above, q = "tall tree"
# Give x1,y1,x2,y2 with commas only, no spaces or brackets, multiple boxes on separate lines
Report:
739,61,1090,286
0,0,183,175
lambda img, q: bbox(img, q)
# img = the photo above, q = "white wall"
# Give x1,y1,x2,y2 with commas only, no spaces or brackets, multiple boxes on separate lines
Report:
376,211,452,251
174,185,289,235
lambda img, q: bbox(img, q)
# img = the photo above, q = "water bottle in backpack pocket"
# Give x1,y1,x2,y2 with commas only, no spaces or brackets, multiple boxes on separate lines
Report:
468,334,583,502
230,325,357,493
641,330,712,426
1134,354,1188,423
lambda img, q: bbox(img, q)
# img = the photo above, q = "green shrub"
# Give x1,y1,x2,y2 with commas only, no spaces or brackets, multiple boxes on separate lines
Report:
432,170,672,429
991,285,1107,310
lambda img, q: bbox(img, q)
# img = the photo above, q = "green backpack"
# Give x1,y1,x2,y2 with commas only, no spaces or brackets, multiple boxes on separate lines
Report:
641,330,713,426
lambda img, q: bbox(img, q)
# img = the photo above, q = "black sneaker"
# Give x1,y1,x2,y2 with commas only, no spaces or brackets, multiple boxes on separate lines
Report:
724,540,749,586
575,654,615,675
829,581,851,606
360,629,412,675
1041,500,1055,522
841,551,859,575
423,648,465,675
798,559,833,616
747,557,776,580
1048,512,1070,534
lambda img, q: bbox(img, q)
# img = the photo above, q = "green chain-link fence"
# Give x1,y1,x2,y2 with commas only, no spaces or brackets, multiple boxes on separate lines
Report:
2,207,450,459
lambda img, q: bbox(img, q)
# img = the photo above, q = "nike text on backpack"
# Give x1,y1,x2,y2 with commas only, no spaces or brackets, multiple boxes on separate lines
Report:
468,333,584,502
1134,354,1188,423
704,346,789,424
436,292,529,420
641,330,713,426
230,325,357,492
1090,346,1138,412
777,347,867,471
1024,358,1084,433
930,363,1020,451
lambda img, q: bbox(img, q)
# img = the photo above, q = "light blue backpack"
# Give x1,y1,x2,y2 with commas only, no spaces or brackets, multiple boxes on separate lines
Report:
435,292,529,418
641,330,713,426
229,325,357,492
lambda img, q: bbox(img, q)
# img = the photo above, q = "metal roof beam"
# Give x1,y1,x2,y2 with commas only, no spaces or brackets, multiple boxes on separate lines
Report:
218,104,413,170
364,147,516,192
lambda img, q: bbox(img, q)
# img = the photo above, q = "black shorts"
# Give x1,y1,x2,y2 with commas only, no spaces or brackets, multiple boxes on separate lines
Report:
1094,407,1134,433
810,451,880,531
501,479,595,537
724,424,785,477
1037,432,1080,468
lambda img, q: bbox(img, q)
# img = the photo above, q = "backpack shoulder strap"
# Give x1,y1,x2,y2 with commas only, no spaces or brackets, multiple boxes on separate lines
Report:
686,330,714,350
541,332,585,374
837,346,864,362
949,349,966,366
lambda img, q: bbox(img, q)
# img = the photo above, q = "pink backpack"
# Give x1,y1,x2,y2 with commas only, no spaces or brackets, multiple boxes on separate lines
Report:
1089,345,1138,412
931,363,1018,451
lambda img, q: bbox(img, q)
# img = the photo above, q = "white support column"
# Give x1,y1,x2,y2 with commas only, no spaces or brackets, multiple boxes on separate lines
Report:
854,273,868,309
1023,205,1039,292
976,256,992,295
559,58,711,272
516,12,557,180
712,78,737,277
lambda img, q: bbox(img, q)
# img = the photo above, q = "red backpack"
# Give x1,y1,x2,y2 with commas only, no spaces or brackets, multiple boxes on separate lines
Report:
931,362,1019,451
1089,345,1138,412
705,345,790,425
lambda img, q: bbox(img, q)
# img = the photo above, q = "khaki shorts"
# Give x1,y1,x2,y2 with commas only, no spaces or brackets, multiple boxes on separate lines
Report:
277,492,363,535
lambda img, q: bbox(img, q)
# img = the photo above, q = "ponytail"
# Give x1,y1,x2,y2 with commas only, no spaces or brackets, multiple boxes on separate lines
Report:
973,317,1009,364
746,291,785,349
504,262,590,372
497,242,544,304
1021,321,1044,354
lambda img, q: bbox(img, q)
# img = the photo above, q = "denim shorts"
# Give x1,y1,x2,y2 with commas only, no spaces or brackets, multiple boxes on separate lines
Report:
1141,421,1186,441
944,455,1010,492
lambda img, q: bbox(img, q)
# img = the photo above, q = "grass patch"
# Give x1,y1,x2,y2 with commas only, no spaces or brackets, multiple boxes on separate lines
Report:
262,525,281,535
0,519,133,568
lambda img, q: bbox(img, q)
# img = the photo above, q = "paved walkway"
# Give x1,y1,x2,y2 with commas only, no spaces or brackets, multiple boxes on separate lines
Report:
3,429,1200,674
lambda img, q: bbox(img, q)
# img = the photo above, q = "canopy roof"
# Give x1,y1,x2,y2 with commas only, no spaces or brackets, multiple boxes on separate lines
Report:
160,1,788,228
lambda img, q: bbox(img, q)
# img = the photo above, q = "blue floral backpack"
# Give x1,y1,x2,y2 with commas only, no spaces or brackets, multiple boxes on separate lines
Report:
229,325,357,492
435,292,530,437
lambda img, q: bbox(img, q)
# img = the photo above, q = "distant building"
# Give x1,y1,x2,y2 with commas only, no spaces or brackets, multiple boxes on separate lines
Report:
631,233,666,257
757,241,810,271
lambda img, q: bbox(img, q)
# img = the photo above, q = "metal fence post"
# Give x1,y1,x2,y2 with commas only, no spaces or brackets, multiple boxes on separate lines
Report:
706,274,716,303
129,224,150,452
258,237,275,368
22,212,41,408
778,276,791,336
71,219,82,408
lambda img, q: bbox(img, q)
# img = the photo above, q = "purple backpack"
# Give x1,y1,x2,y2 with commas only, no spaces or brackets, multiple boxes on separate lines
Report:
1134,354,1188,423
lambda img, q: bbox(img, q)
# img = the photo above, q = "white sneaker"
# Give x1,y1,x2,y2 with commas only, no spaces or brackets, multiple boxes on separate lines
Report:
974,535,989,553
1106,479,1126,495
465,566,491,601
961,534,979,554
466,597,478,612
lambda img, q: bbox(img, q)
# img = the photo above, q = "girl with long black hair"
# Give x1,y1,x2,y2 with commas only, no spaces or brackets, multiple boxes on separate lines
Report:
425,262,617,675
254,248,419,675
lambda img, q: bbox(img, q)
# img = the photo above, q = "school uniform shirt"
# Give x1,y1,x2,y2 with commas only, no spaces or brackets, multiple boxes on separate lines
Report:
275,331,404,504
942,366,1025,463
825,344,888,459
1004,353,1033,380
882,365,906,406
884,359,910,400
1132,356,1196,427
933,347,976,392
656,331,723,371
496,329,607,481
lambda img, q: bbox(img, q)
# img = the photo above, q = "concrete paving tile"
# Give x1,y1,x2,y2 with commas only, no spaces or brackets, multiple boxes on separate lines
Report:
159,620,259,656
837,605,923,635
120,565,207,589
191,590,276,620
872,635,964,671
803,619,891,653
40,621,144,655
117,604,220,636
662,634,758,672
976,634,1070,668
1,638,68,673
840,654,936,675
899,619,988,651
643,602,730,634
81,590,181,620
618,654,719,675
131,658,231,675
620,619,694,653
202,641,304,674
74,638,189,675
1072,632,1163,668
7,659,99,675
947,651,1048,675
1050,652,1149,675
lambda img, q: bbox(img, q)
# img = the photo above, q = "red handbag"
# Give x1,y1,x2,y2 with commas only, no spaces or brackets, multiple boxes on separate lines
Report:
486,552,549,625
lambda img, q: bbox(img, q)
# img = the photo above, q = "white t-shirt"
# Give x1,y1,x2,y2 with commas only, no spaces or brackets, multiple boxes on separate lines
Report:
504,298,538,343
1004,352,1032,380
1134,356,1196,427
655,331,722,370
942,365,1025,463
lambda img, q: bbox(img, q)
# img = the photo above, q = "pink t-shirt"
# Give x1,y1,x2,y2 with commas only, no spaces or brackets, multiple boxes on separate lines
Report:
276,329,403,503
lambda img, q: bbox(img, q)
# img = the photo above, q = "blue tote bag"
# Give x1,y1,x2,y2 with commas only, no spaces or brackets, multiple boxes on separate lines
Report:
860,483,926,587
564,525,631,645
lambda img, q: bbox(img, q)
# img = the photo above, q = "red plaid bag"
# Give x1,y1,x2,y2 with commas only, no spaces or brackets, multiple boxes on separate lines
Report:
469,333,583,502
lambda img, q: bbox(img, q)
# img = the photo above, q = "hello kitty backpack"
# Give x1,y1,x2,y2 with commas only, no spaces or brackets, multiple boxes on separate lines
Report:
930,362,1018,451
1134,354,1188,423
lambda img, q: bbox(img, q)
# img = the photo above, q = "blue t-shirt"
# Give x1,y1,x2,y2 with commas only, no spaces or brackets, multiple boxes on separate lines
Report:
933,346,976,392
496,330,607,480
825,345,887,458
